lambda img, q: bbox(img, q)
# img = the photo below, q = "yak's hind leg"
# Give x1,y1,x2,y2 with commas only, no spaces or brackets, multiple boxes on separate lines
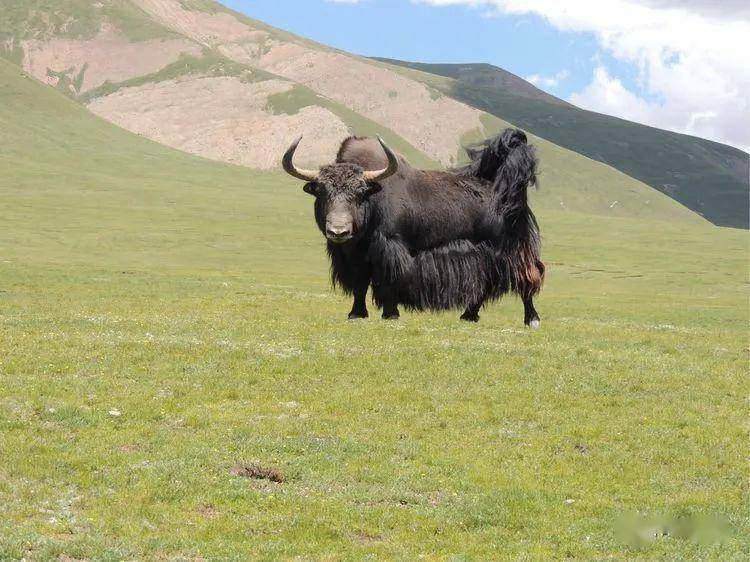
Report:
521,259,544,329
459,242,500,323
523,295,540,329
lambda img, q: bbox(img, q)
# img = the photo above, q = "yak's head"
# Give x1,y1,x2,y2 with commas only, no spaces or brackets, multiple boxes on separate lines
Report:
282,136,399,244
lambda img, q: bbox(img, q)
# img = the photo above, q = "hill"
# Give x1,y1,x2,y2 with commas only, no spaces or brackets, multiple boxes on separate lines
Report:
1,50,749,560
374,59,750,229
0,0,707,224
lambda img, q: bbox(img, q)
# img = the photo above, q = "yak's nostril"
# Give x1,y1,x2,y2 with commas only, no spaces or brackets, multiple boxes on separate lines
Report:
327,226,351,237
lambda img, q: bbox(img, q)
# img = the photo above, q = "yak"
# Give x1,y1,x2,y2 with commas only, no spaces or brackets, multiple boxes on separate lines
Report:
282,128,545,327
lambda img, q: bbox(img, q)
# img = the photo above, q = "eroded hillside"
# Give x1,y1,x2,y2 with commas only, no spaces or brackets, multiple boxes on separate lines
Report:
4,0,481,168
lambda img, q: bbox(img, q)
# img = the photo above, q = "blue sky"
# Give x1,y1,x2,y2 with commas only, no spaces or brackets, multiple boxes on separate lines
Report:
223,0,749,151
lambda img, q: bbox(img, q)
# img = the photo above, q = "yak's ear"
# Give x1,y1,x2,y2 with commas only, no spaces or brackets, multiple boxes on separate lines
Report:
303,182,318,196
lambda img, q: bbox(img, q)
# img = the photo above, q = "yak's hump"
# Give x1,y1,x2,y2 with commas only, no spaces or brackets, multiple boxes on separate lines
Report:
336,137,415,176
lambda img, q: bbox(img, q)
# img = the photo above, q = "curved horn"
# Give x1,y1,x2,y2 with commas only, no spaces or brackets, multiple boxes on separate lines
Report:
363,136,399,182
282,135,319,182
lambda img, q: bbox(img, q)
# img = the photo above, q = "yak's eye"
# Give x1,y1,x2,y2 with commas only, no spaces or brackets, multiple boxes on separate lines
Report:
363,182,383,197
303,182,319,196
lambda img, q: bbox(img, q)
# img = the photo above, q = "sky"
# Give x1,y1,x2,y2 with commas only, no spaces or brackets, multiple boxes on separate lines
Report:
224,0,750,153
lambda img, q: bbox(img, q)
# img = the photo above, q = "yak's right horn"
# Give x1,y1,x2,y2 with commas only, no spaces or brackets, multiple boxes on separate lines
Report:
282,135,320,182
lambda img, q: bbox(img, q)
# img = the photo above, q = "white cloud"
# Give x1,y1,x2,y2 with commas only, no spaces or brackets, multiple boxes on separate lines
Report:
526,69,569,89
416,0,750,152
569,66,657,122
635,0,750,19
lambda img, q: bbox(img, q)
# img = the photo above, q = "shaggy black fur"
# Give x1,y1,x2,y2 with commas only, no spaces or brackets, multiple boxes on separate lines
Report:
296,128,544,325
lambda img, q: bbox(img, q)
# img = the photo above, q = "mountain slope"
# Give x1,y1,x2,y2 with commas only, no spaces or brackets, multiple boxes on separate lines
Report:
399,61,572,108
375,59,750,229
0,0,705,224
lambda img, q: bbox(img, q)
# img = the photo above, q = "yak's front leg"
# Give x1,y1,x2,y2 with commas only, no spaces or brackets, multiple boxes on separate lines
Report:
348,277,370,320
380,285,400,320
523,296,541,329
460,301,483,322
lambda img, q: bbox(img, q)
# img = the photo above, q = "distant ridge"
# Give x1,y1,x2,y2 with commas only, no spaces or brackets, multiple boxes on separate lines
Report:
375,58,570,108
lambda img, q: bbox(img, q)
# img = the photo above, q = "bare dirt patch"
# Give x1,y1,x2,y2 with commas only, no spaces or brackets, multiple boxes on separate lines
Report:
217,39,279,68
196,503,219,519
132,0,261,46
22,24,201,93
230,463,284,483
354,530,384,545
87,75,350,169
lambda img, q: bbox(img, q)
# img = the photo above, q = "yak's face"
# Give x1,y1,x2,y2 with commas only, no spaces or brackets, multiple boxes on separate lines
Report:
282,135,398,243
304,164,381,244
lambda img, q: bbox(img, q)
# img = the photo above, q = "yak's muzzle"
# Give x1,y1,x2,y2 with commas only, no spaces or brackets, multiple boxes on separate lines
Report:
325,212,353,243
326,224,352,243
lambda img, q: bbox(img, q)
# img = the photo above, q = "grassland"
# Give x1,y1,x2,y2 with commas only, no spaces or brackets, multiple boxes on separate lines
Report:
1,59,748,560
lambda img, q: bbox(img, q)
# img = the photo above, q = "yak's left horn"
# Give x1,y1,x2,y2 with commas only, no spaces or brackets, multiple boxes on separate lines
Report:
282,135,320,182
363,136,399,182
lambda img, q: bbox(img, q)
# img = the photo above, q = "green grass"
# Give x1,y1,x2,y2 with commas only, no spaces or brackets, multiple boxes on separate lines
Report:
1,59,749,560
46,63,89,97
0,0,174,47
375,58,750,229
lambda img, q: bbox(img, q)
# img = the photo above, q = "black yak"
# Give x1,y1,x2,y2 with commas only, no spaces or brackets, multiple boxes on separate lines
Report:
282,128,545,327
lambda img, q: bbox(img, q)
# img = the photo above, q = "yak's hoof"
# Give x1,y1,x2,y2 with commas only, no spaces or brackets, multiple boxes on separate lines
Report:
460,311,480,322
526,318,541,330
382,312,400,320
348,311,368,320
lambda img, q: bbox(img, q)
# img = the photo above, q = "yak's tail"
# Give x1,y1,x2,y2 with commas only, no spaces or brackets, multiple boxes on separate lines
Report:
461,128,545,298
